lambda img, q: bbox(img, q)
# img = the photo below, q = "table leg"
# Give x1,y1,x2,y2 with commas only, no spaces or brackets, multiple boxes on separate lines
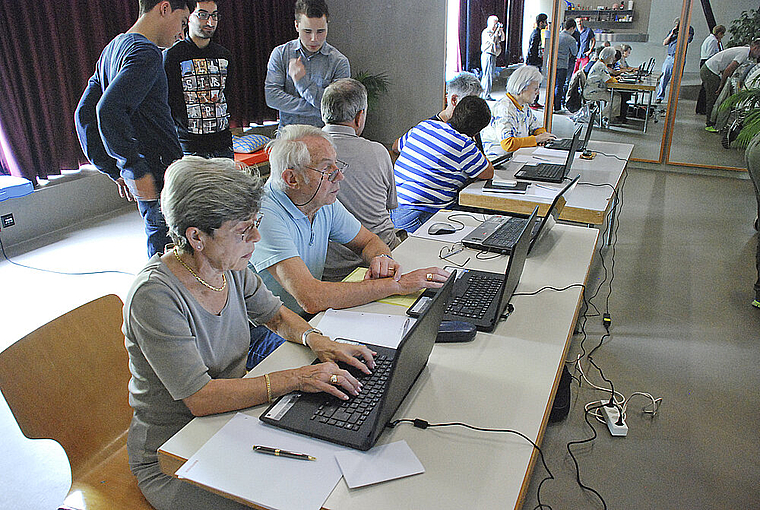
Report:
644,90,652,133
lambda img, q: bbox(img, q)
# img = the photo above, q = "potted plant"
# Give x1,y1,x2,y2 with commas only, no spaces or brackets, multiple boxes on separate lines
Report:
353,71,390,112
726,7,760,48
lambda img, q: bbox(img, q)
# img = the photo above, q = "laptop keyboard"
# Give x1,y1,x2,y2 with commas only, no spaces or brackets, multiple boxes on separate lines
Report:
529,163,566,180
311,355,393,431
445,273,503,320
483,219,526,248
547,138,572,150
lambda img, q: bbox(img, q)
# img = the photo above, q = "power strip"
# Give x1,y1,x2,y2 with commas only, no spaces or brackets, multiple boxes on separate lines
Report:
601,403,628,436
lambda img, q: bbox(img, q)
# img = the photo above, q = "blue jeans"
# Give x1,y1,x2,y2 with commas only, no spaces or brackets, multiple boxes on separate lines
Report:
481,52,496,98
137,199,171,257
656,55,674,101
554,67,569,110
246,324,287,370
390,206,435,233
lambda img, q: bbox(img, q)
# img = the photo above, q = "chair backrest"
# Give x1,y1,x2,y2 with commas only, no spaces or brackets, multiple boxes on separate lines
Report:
0,294,133,478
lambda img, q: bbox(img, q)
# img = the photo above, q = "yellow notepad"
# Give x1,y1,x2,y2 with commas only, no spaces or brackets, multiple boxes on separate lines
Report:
342,267,422,308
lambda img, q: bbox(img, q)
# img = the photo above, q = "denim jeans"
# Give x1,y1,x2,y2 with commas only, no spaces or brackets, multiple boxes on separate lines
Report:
480,52,496,98
246,324,287,370
554,67,569,110
137,199,171,257
390,206,435,234
656,55,674,101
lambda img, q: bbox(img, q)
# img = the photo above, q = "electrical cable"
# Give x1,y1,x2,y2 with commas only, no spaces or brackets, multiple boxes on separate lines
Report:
0,233,134,276
387,418,555,510
566,403,609,510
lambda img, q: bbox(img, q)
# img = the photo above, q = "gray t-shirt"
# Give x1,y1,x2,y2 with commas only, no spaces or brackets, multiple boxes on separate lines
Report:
124,255,282,467
322,124,399,281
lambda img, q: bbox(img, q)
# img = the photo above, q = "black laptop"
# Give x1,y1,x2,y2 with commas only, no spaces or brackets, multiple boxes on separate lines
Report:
259,275,454,451
545,106,598,152
618,62,645,84
461,174,580,255
514,127,582,183
406,207,537,332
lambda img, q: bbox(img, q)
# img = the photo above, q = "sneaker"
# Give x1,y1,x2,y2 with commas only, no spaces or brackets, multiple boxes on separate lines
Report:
753,299,760,309
705,126,719,133
655,98,662,104
529,102,544,110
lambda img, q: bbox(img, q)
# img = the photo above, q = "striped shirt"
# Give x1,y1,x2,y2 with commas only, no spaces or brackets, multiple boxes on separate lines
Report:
394,120,489,212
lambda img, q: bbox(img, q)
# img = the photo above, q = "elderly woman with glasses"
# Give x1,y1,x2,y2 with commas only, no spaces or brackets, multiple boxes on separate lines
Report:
482,64,557,159
125,156,375,510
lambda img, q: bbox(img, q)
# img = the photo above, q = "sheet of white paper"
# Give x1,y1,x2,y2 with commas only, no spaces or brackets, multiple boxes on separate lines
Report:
511,154,531,163
531,147,569,159
335,440,425,489
529,184,561,199
175,413,347,510
317,309,414,349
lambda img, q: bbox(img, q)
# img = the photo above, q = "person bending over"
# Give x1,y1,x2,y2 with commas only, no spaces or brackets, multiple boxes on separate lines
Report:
392,96,494,232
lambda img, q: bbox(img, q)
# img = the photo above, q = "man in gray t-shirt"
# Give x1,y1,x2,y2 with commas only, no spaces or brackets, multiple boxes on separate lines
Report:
321,78,399,281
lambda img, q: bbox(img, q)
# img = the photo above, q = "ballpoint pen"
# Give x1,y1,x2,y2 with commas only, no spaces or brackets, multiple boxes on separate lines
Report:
253,445,316,461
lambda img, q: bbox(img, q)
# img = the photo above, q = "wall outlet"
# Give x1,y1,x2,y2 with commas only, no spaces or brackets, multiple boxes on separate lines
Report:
1,213,14,228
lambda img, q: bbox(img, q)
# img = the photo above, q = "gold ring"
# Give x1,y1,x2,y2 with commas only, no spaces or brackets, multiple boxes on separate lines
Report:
330,374,338,384
426,273,433,282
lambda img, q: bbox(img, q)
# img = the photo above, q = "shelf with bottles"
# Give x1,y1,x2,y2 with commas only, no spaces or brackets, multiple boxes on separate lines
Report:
565,9,634,24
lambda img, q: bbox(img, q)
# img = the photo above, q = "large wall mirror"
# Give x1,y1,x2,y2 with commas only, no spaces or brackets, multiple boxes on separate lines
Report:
546,0,755,171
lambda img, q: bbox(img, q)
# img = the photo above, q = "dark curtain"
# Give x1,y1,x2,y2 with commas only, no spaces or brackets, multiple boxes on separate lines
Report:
458,0,510,73
0,0,295,184
505,0,524,65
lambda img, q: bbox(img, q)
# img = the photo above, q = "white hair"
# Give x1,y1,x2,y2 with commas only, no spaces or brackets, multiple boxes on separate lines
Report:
266,124,334,191
506,65,543,96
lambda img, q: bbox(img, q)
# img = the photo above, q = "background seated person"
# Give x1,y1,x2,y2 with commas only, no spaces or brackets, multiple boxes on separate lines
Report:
482,64,556,159
125,156,375,510
249,125,447,315
321,78,400,282
392,96,494,232
584,46,623,124
392,71,484,157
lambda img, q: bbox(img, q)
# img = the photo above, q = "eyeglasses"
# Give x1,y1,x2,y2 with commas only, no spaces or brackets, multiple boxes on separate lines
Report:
304,159,348,182
240,213,263,241
194,11,219,21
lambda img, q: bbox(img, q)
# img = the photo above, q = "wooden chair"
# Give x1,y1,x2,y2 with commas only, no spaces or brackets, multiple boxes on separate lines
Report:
0,294,152,509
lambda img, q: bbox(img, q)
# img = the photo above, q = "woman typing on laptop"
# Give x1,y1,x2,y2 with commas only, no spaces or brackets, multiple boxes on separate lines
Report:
482,65,556,159
123,157,374,510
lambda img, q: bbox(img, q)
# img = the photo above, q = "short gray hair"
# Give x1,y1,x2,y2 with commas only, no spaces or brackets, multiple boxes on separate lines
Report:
447,72,483,98
321,78,368,124
161,156,263,254
267,124,335,191
598,46,616,65
506,65,543,96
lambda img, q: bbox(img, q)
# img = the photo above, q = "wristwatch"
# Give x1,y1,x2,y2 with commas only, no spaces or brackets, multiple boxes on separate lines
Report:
301,327,322,347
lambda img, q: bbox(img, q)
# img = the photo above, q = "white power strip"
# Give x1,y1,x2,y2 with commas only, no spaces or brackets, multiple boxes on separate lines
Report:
601,403,628,436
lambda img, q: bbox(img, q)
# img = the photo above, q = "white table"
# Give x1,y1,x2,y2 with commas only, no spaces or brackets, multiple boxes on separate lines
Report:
159,217,600,510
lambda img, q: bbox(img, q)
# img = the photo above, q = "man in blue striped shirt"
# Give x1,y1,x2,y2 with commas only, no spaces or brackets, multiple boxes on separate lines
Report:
391,96,494,233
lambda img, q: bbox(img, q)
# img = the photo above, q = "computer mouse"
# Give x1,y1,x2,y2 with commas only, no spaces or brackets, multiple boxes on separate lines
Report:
428,222,456,235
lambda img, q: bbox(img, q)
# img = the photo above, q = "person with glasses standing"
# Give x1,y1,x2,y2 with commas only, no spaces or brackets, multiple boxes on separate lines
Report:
164,0,236,158
75,0,194,257
265,0,350,127
249,125,447,316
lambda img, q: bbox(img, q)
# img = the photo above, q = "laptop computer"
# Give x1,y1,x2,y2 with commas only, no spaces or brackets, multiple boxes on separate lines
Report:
545,106,598,152
461,174,580,255
406,207,537,332
259,275,455,451
645,57,655,75
514,128,582,183
617,62,645,84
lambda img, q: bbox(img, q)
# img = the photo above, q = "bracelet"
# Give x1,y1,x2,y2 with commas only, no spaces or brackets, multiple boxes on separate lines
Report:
377,253,393,260
264,373,272,403
301,327,322,347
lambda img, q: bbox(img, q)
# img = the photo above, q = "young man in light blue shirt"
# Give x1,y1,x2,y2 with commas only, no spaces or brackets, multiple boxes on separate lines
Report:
264,0,350,127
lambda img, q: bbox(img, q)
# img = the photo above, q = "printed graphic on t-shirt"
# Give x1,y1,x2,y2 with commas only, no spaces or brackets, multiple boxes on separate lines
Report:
180,58,229,135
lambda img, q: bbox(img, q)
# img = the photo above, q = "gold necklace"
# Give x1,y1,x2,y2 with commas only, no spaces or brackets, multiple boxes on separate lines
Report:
173,247,227,292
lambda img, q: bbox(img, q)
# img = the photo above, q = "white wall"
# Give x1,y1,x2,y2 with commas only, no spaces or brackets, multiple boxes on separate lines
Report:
326,0,447,144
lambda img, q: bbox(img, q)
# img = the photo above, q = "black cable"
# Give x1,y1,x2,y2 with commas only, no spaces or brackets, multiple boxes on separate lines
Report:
291,175,323,206
590,151,627,161
566,404,609,510
0,234,134,276
387,418,555,510
513,283,586,297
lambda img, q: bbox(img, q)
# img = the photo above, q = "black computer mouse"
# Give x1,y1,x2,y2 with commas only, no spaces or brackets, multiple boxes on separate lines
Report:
428,222,456,235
